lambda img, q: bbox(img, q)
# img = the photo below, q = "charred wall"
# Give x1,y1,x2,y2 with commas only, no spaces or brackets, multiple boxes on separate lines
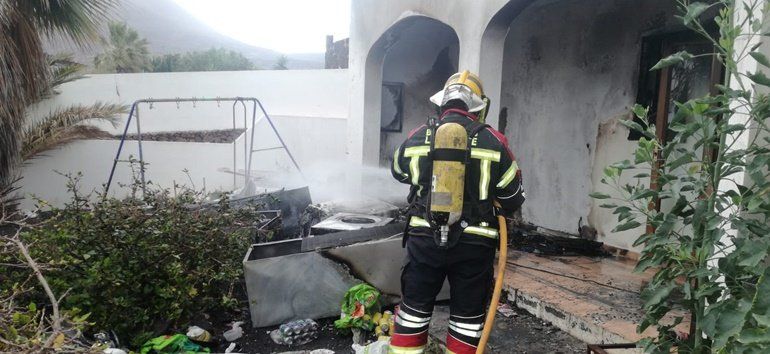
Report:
499,0,680,250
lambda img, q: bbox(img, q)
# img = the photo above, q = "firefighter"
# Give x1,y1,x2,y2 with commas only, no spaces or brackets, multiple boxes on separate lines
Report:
389,71,525,354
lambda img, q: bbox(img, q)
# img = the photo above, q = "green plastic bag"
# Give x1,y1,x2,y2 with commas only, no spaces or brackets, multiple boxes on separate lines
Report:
140,334,210,354
334,283,381,331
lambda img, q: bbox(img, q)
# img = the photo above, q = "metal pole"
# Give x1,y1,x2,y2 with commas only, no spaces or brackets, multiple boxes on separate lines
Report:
105,102,138,194
135,105,147,197
231,98,250,189
232,101,238,189
254,99,303,176
246,99,258,183
240,99,248,187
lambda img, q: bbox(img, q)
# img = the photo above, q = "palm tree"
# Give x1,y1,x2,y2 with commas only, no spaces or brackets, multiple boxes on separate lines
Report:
273,55,289,70
94,22,150,73
0,0,118,197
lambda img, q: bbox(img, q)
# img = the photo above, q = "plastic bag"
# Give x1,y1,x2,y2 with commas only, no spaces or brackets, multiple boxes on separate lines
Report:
334,284,381,331
139,334,210,354
352,339,389,354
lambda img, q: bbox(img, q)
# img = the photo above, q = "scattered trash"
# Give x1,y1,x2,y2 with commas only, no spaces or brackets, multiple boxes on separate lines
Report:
223,321,244,342
372,311,393,337
187,326,213,342
351,328,365,346
224,342,237,353
103,349,127,354
275,350,335,354
352,338,390,354
497,303,516,318
270,319,320,346
140,334,210,354
334,284,381,331
94,331,117,348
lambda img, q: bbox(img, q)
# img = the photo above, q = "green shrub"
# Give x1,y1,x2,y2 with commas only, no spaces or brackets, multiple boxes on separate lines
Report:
18,175,258,346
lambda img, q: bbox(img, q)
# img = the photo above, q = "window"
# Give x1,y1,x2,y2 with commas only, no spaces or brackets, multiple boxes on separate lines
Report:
630,31,723,141
631,29,724,216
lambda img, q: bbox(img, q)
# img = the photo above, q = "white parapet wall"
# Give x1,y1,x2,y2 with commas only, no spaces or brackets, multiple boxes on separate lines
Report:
19,69,350,210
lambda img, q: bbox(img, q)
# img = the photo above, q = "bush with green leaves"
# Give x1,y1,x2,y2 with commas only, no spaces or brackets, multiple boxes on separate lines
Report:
593,1,770,352
13,175,258,346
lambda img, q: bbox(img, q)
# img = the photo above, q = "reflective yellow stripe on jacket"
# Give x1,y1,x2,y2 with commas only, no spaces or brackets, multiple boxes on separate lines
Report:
470,148,500,200
404,146,430,195
393,145,408,179
463,226,499,239
409,217,498,240
409,216,431,228
497,161,519,189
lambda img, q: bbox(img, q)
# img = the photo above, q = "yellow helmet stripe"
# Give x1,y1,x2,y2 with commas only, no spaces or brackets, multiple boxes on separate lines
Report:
446,70,483,97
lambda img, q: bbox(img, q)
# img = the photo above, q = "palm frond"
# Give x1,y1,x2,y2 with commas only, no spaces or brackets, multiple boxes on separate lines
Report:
0,175,23,212
1,7,47,188
48,53,84,88
22,102,127,160
19,0,119,47
36,53,85,100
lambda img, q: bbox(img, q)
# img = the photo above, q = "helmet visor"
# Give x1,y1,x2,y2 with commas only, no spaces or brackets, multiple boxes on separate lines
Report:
429,84,486,112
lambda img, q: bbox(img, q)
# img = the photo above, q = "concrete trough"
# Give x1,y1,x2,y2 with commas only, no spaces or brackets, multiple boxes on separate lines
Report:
243,223,449,327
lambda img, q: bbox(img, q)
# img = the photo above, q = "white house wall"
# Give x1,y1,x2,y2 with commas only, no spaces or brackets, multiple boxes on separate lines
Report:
500,0,679,250
347,0,521,166
348,0,699,252
19,70,349,210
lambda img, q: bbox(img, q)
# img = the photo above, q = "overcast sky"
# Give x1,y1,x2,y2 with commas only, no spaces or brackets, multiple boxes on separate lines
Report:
171,0,351,54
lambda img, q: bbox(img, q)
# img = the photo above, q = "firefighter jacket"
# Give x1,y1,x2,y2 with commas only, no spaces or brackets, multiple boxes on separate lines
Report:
391,108,525,248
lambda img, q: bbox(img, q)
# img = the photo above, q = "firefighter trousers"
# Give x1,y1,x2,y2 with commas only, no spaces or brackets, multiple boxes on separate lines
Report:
390,234,495,354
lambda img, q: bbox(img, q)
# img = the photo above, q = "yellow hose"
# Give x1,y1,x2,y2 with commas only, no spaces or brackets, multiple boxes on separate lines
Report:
476,204,508,354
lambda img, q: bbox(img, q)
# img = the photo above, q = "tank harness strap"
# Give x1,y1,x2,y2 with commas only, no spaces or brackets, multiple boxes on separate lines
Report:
431,149,466,163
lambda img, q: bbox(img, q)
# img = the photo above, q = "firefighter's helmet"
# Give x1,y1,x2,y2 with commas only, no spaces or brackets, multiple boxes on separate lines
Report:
429,70,486,112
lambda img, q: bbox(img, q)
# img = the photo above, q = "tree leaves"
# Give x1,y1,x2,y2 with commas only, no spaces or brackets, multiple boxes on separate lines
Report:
632,104,649,119
750,51,770,68
595,0,770,352
641,280,676,309
613,220,641,232
651,51,694,70
749,71,770,87
683,2,711,25
703,299,752,349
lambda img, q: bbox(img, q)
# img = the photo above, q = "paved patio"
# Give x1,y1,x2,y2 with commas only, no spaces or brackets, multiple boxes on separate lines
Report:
502,250,689,346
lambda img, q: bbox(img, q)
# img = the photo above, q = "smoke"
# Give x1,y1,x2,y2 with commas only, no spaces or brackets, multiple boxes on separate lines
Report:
250,160,410,206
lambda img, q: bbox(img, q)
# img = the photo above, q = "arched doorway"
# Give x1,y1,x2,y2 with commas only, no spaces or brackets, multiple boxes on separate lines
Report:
365,16,459,167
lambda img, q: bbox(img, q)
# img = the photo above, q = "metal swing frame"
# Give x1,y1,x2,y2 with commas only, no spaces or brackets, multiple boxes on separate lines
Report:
105,97,302,195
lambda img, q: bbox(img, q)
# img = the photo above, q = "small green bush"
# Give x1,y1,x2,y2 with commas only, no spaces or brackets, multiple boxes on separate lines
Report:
18,176,258,346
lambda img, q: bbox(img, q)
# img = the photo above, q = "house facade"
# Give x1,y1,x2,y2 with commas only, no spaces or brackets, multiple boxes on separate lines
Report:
346,0,764,253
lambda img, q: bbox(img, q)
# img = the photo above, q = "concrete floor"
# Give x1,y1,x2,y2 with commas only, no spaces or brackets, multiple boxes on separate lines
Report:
502,250,689,345
429,303,585,353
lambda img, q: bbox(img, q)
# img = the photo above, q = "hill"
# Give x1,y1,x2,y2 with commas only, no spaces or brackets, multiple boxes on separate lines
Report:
44,0,324,70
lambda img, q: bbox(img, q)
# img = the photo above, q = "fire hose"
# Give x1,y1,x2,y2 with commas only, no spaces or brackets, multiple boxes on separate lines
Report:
476,201,507,354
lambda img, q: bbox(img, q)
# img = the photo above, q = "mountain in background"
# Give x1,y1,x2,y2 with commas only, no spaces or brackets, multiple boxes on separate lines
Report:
44,0,324,70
